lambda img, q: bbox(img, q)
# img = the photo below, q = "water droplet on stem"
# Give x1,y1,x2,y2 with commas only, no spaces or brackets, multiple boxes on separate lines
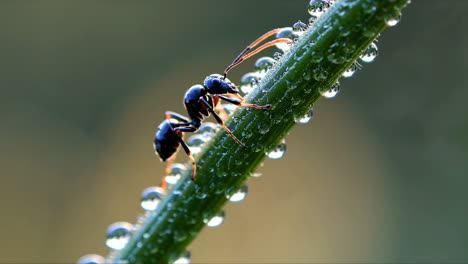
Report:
140,186,165,211
294,109,314,124
321,81,341,98
227,185,249,202
204,210,225,227
77,254,105,264
359,42,378,63
105,222,133,250
267,140,287,159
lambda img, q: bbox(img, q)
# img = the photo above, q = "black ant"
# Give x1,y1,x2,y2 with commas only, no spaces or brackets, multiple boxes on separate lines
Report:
154,28,292,183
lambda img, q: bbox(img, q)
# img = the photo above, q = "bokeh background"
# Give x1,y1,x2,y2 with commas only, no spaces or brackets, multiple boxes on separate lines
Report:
1,1,467,263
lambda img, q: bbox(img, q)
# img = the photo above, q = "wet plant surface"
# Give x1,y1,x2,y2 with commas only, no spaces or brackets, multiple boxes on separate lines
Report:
76,1,411,263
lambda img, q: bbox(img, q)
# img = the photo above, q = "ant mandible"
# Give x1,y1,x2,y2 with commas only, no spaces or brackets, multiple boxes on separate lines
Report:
154,28,292,183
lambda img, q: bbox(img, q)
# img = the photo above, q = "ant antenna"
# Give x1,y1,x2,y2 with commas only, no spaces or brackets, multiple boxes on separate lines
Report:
224,28,293,78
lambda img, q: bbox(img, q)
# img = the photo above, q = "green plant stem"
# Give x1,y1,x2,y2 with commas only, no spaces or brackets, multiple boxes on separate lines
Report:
109,0,409,263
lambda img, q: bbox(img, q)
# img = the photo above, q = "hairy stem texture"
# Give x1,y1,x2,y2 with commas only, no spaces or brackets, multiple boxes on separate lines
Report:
110,0,409,263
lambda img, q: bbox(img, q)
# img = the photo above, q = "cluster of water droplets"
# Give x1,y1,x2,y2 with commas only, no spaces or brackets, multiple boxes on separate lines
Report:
239,22,308,96
76,4,404,261
308,0,335,23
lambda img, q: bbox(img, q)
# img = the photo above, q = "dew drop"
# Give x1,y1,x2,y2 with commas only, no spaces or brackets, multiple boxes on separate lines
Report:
308,0,332,18
258,123,270,135
309,16,317,25
267,139,287,159
385,12,401,27
240,72,260,94
227,185,249,202
294,109,314,124
204,210,225,227
140,186,165,211
327,53,346,64
241,72,260,85
222,103,237,116
342,63,357,78
174,251,191,264
194,185,208,199
174,230,188,242
242,130,253,139
164,163,186,185
77,254,105,264
187,134,208,155
359,42,378,63
105,222,133,250
275,27,297,51
313,67,328,81
254,57,275,73
321,81,341,98
252,143,264,153
198,122,218,138
310,51,323,63
273,51,283,60
292,20,307,34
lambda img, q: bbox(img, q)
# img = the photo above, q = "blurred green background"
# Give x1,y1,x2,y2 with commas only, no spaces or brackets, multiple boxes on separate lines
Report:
1,1,467,263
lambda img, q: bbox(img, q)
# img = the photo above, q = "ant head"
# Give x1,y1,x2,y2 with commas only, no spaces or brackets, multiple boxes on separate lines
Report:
204,74,239,95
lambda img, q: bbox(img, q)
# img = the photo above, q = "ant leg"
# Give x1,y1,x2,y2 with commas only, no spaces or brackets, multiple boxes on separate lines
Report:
165,111,190,123
214,95,271,109
161,155,176,190
199,98,247,149
213,96,230,120
172,126,198,180
173,133,197,181
224,38,292,77
173,126,197,133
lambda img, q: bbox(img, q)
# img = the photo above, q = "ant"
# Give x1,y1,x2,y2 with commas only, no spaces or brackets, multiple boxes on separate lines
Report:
154,28,292,184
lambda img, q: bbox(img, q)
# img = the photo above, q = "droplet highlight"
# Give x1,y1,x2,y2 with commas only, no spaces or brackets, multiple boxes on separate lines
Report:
267,139,287,159
240,72,260,94
77,254,105,264
342,63,357,78
308,0,332,18
105,222,133,250
275,28,297,51
254,57,275,73
321,81,341,98
385,12,401,27
295,109,314,124
163,163,186,186
174,251,191,264
187,134,208,155
292,20,307,35
198,122,218,138
359,42,378,63
204,210,225,227
227,185,249,202
140,186,165,211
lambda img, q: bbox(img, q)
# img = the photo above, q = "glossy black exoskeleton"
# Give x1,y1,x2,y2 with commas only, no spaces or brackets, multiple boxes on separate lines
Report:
154,112,196,182
154,28,292,183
